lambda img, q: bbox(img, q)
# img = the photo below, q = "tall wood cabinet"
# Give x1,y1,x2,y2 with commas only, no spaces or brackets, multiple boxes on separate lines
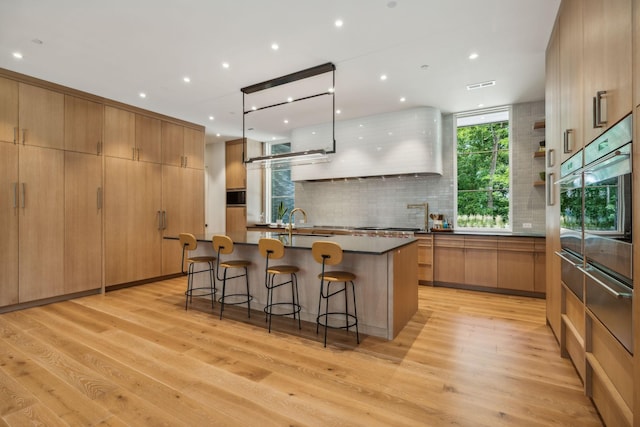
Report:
225,138,246,189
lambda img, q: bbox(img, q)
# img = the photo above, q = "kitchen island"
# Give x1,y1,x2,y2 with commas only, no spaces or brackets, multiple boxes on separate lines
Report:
167,231,418,340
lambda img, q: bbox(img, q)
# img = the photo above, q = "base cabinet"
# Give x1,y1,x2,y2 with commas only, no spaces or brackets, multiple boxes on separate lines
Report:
416,235,433,283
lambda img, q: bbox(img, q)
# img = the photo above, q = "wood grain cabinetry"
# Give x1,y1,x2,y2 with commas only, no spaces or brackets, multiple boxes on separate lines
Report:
104,157,163,286
0,76,18,144
416,234,433,283
161,166,205,275
0,143,19,306
135,114,162,163
497,238,535,292
226,206,247,233
433,235,465,284
562,285,585,382
104,106,135,159
64,152,102,294
18,83,64,150
465,236,497,287
162,121,204,169
64,95,103,155
582,0,632,144
225,139,246,190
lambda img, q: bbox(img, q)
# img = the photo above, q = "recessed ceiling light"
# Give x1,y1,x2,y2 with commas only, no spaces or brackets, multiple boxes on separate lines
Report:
335,19,343,27
466,80,495,90
328,87,334,93
271,43,279,50
400,97,406,102
216,133,221,137
139,92,147,98
251,106,257,111
284,119,289,124
222,62,230,69
478,103,484,107
336,109,341,114
287,97,293,102
12,52,23,59
469,52,479,60
209,116,215,121
183,76,191,83
380,74,387,81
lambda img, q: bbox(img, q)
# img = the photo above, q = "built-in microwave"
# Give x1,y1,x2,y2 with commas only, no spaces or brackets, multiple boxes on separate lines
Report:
226,190,246,206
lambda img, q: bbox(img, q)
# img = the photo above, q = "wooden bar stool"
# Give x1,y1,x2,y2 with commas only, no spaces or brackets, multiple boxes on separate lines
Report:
213,235,252,320
311,241,359,347
258,238,301,333
179,233,216,310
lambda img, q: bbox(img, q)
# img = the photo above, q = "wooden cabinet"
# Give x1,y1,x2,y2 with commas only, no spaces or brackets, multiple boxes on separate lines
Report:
465,236,497,287
497,238,535,292
161,166,205,275
534,240,546,293
64,152,102,293
558,0,584,162
433,235,465,284
416,235,433,283
226,207,247,233
162,122,204,169
562,284,586,381
226,138,246,189
582,0,632,144
0,76,18,144
0,143,19,306
64,95,103,155
18,83,64,150
18,145,65,302
135,114,162,163
104,157,163,286
103,106,136,159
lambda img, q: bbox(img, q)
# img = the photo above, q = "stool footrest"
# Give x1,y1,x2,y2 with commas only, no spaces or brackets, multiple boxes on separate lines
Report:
317,312,358,330
185,287,217,297
264,302,301,317
218,293,253,306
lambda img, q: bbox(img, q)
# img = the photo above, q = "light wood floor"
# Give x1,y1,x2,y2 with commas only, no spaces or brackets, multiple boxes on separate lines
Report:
0,278,602,426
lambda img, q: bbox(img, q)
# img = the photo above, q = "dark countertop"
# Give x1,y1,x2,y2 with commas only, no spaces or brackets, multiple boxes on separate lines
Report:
417,230,545,238
166,230,417,255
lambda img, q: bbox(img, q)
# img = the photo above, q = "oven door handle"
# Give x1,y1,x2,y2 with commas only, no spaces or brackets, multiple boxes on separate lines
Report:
578,265,632,299
554,251,582,267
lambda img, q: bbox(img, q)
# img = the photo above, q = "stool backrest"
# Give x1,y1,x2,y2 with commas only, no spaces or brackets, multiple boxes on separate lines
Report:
311,241,343,266
179,233,198,251
212,235,234,255
258,238,285,260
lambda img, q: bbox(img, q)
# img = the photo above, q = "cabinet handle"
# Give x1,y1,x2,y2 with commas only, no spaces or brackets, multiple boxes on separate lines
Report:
132,147,136,160
546,172,555,206
13,183,18,208
21,183,25,208
563,129,573,154
97,142,101,156
22,128,26,145
594,90,607,128
578,265,631,299
546,148,555,168
162,211,167,230
97,187,102,210
136,147,141,161
157,210,162,230
184,156,188,168
13,127,17,144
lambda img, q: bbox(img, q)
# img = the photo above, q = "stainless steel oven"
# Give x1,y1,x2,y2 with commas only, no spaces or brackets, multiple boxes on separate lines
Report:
580,113,633,353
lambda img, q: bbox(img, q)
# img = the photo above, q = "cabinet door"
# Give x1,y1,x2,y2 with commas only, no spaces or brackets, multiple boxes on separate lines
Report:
225,139,246,189
0,143,19,306
183,127,204,169
18,146,64,302
433,236,465,284
583,0,632,143
161,166,205,275
103,106,135,159
464,237,497,287
416,236,433,282
226,206,247,233
135,114,162,163
558,0,584,162
161,121,184,167
64,95,103,154
105,157,162,285
534,240,546,293
497,238,535,292
65,152,102,293
0,76,18,144
18,83,64,149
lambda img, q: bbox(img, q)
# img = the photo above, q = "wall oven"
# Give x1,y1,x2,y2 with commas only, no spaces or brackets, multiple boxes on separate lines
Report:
557,114,633,353
581,114,633,353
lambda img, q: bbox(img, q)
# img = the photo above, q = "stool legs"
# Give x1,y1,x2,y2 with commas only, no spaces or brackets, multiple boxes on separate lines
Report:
185,261,215,310
316,280,359,347
219,267,251,320
265,272,301,333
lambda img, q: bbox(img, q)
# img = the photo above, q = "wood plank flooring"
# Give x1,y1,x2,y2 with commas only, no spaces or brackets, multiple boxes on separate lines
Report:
0,278,602,426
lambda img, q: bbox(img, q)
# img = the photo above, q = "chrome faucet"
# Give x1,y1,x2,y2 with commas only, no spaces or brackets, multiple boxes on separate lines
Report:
287,207,308,240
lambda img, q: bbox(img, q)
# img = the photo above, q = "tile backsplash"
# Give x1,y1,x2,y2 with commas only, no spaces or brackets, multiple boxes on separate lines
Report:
295,101,546,234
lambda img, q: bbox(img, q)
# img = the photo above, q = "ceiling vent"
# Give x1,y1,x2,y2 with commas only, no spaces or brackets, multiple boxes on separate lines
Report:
466,80,496,90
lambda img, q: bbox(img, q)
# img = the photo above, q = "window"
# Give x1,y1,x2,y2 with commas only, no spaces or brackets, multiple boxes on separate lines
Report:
455,108,511,229
266,142,295,223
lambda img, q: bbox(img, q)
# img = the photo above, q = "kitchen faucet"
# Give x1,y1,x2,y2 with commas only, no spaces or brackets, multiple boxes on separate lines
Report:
407,202,429,231
287,208,307,240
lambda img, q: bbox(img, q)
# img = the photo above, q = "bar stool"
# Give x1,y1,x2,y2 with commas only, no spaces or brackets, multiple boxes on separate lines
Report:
258,238,302,333
212,235,252,320
311,241,359,347
179,233,216,310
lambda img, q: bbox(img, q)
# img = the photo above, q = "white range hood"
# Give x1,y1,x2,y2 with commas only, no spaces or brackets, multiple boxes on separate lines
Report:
290,106,442,181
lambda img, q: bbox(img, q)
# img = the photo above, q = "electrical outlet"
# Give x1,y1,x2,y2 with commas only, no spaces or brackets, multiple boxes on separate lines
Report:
522,223,532,228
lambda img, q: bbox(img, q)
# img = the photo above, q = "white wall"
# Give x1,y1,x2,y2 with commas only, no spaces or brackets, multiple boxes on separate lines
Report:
204,137,226,233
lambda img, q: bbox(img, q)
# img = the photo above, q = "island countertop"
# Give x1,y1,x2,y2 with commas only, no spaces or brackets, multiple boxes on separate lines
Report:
166,230,417,255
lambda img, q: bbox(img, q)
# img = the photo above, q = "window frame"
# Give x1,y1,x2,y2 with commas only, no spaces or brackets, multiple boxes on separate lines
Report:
264,141,295,223
453,106,513,231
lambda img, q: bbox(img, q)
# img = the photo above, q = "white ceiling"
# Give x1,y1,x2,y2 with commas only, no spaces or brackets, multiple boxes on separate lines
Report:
0,0,560,143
